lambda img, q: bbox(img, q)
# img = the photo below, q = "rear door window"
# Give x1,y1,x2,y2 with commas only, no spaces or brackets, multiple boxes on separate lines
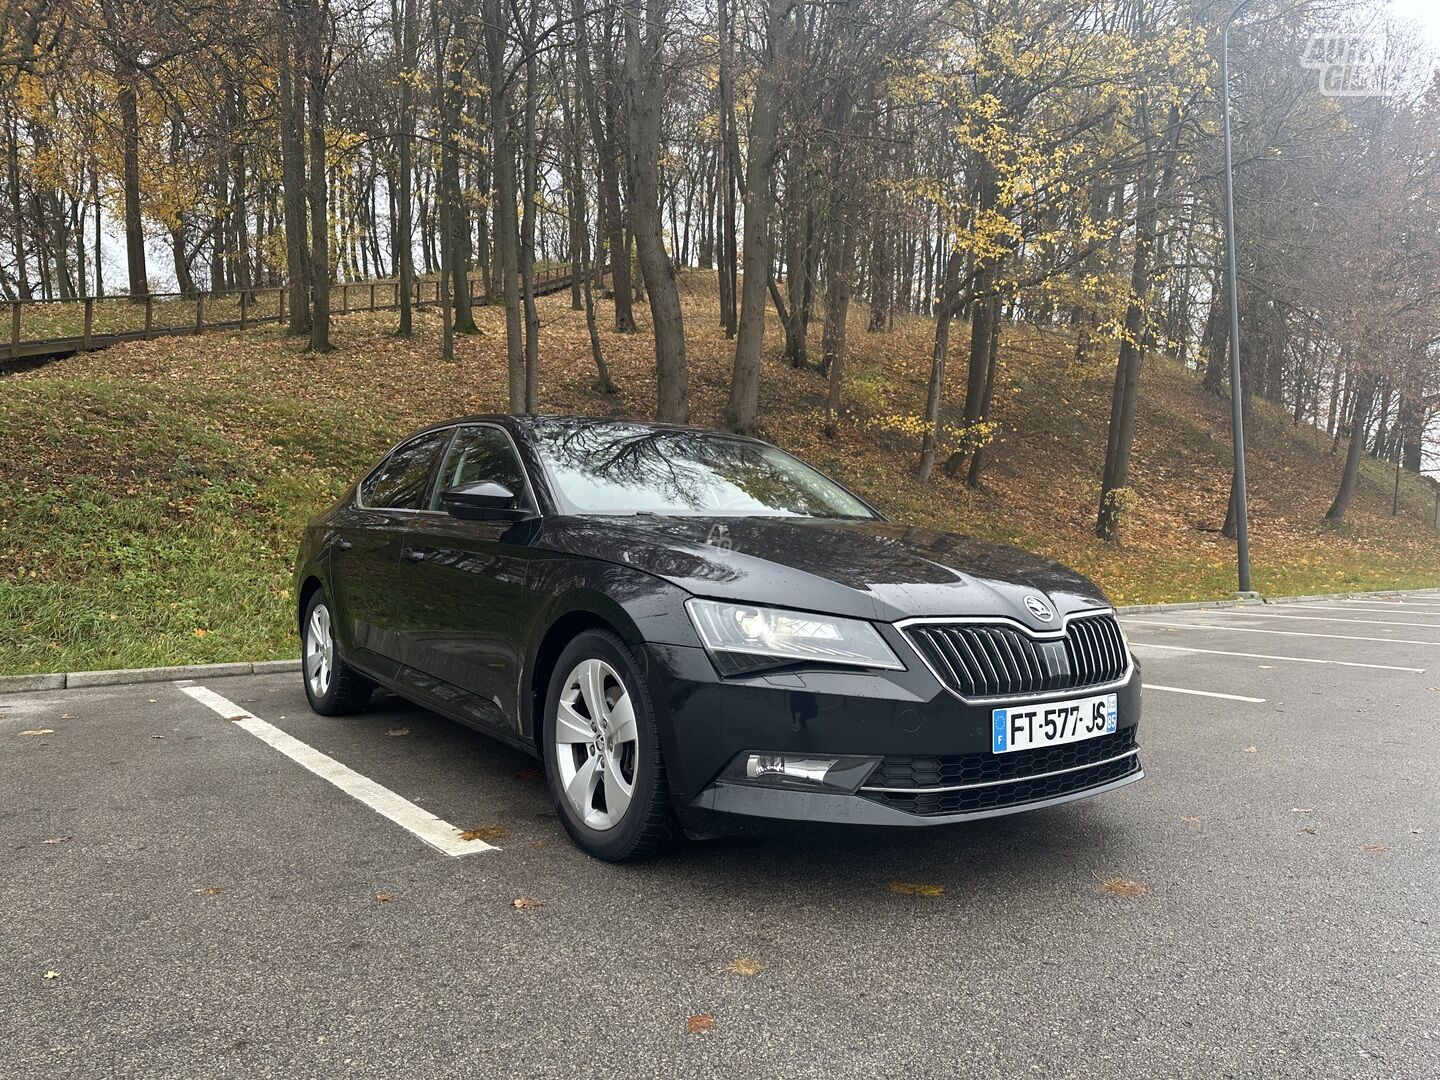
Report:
360,429,450,510
428,425,530,510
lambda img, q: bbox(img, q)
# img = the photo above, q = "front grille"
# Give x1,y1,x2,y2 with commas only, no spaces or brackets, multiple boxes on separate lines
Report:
902,612,1128,699
859,739,1141,818
864,726,1137,791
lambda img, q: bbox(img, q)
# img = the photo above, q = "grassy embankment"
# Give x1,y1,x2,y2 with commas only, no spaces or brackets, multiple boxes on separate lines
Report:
3,272,1437,676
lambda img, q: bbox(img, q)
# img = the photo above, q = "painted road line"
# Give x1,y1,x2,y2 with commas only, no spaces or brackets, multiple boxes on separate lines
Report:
1122,619,1440,647
1126,641,1425,673
1281,604,1440,619
1336,598,1440,609
1142,683,1266,703
180,684,496,858
1205,610,1440,630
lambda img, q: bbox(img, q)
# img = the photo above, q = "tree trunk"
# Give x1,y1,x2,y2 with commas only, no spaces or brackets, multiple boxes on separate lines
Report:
303,0,332,352
623,0,688,423
917,251,962,480
278,4,311,335
1326,376,1375,524
484,0,525,408
725,0,794,435
394,0,417,336
117,61,148,297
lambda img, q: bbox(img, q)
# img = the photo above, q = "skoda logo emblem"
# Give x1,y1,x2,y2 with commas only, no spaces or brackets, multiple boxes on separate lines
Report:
1024,595,1054,622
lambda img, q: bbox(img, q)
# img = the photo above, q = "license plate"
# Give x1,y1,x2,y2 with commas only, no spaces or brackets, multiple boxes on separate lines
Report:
992,693,1117,754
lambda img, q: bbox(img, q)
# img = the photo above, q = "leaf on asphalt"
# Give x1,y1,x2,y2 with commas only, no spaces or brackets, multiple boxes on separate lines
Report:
888,881,945,897
226,715,247,722
376,893,393,902
1299,826,1318,835
1360,844,1390,854
43,971,59,980
41,836,71,844
729,958,762,977
459,825,507,842
1242,746,1259,753
387,727,410,737
1098,877,1147,898
1290,807,1314,814
202,887,224,897
18,729,54,736
60,714,76,719
150,734,165,740
1412,828,1423,835
511,896,544,911
1180,815,1200,826
686,1014,716,1034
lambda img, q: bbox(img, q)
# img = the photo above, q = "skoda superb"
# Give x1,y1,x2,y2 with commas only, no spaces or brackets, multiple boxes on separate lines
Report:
294,416,1141,861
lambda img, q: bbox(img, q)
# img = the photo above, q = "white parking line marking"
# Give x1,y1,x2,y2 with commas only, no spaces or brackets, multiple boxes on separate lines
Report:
1122,619,1440,646
180,684,496,857
1142,683,1266,703
1284,604,1440,618
1204,610,1440,630
1336,598,1440,609
1127,641,1425,673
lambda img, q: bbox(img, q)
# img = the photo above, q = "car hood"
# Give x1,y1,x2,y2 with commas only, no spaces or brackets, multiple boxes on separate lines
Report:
539,516,1110,627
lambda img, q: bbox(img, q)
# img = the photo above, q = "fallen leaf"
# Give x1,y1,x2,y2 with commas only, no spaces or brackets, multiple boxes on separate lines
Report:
459,825,507,842
375,893,392,902
1098,877,1147,898
1300,826,1318,835
888,881,945,897
41,836,71,845
226,715,247,722
1411,828,1423,835
1290,807,1314,814
511,896,544,910
150,734,165,740
18,729,54,736
1242,746,1259,753
202,887,224,897
60,714,76,719
1360,844,1389,854
1180,815,1200,826
729,958,762,977
686,1014,716,1034
387,727,410,737
43,971,59,980
193,628,209,638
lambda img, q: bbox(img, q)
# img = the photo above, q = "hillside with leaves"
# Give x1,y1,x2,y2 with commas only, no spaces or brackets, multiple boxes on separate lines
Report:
3,278,1438,676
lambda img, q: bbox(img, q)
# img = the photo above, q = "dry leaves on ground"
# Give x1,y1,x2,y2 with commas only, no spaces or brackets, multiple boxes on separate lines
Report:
1360,844,1390,854
1098,877,1148,899
729,958,762,977
387,727,410,737
202,887,224,897
1242,746,1259,753
888,881,945,897
511,897,544,911
460,825,507,842
1291,807,1314,813
686,1014,716,1034
18,729,54,736
1180,815,1200,826
43,971,60,980
41,836,71,844
376,893,393,902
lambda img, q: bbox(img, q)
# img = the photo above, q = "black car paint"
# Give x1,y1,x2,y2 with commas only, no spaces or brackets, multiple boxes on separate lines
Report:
295,415,1140,828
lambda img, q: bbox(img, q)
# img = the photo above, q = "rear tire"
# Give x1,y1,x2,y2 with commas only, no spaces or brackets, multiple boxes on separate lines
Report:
542,629,681,861
301,589,373,716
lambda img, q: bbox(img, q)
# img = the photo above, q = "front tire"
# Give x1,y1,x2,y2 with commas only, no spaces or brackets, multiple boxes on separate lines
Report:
542,629,681,861
301,589,373,716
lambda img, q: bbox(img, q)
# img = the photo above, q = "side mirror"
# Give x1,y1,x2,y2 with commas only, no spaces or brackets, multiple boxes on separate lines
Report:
441,481,523,520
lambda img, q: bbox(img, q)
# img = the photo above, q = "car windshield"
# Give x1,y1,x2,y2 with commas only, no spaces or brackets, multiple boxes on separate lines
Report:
531,421,878,519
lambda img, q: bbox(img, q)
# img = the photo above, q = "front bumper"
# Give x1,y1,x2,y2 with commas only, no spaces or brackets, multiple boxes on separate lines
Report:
641,641,1142,833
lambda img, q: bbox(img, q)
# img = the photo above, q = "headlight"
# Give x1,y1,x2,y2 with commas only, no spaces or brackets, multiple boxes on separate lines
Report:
685,599,904,674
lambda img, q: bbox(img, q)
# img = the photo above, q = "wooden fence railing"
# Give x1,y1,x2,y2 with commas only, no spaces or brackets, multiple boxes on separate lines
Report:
3,263,580,362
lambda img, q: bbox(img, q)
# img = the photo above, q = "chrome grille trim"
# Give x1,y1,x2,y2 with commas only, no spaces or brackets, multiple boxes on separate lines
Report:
896,608,1134,703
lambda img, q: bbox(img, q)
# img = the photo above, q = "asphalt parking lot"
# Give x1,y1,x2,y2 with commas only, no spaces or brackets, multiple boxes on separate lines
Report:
4,594,1438,1079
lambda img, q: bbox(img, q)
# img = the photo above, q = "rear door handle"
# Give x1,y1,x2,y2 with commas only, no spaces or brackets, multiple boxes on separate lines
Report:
335,538,352,551
404,549,425,562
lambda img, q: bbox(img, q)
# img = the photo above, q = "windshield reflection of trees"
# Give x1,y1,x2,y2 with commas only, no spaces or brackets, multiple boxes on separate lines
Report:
536,421,859,517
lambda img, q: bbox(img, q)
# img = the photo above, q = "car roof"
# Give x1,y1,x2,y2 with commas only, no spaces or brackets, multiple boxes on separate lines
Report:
414,414,762,442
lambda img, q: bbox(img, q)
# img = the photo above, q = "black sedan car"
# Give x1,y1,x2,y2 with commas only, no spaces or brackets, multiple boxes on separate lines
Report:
294,415,1141,860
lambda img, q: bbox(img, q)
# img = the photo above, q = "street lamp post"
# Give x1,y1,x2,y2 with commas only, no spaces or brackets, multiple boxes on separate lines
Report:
1221,0,1256,596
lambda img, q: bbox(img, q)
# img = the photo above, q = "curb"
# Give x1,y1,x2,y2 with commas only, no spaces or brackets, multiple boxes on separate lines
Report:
4,585,1440,696
0,658,301,695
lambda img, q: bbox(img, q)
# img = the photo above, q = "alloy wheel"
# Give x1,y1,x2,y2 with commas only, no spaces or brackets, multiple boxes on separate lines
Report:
554,657,640,831
305,603,334,699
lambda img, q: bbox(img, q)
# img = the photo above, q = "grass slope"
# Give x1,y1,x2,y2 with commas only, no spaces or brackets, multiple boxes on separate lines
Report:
3,273,1437,676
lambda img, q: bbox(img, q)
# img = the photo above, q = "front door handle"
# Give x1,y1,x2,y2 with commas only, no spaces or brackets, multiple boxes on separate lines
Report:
404,549,425,562
335,538,352,551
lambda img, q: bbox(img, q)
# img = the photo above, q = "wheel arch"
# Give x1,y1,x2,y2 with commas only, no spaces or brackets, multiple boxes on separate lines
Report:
525,592,647,746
